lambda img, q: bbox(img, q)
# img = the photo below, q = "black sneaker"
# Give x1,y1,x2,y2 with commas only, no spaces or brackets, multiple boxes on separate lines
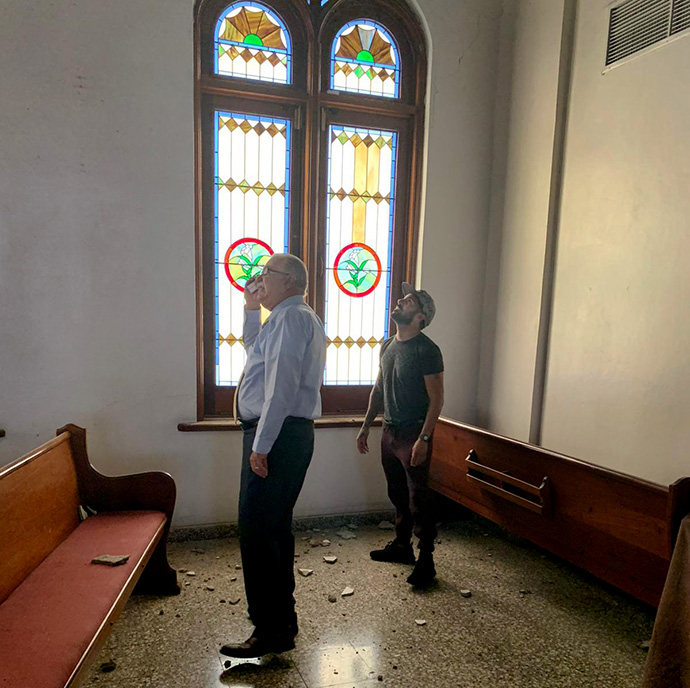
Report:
406,553,436,587
370,539,416,564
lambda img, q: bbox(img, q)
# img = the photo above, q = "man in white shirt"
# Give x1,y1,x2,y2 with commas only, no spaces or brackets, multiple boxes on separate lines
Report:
221,253,326,659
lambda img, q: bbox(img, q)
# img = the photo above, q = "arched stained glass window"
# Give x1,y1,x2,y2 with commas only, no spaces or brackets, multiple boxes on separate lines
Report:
196,0,427,416
214,2,292,84
331,20,399,98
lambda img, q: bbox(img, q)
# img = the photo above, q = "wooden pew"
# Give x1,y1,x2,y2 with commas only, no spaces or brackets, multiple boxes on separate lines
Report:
0,424,179,687
429,417,690,607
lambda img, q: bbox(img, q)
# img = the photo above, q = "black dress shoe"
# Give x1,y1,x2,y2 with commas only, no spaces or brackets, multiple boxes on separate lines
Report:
370,539,416,564
220,632,295,658
406,552,436,587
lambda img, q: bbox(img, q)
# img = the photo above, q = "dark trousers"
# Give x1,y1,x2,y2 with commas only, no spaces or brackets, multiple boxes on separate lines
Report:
381,423,437,552
238,417,314,636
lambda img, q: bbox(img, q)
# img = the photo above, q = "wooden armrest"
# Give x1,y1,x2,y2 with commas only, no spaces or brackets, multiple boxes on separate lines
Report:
465,450,552,516
56,424,175,518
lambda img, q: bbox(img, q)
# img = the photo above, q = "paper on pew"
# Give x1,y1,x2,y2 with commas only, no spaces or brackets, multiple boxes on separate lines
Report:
91,554,130,566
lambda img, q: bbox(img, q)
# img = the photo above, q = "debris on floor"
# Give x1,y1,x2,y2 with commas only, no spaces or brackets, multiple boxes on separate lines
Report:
323,555,338,564
337,530,357,540
341,586,354,597
415,619,427,626
378,521,395,530
460,589,472,598
298,568,314,576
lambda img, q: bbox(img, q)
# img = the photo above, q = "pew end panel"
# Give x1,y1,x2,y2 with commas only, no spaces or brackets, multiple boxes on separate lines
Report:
56,423,180,595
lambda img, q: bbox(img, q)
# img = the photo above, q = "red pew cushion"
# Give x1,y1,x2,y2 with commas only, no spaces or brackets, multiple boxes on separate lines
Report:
0,510,166,687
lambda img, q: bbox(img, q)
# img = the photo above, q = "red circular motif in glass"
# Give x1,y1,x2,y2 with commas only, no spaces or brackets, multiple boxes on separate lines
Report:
333,242,382,298
224,238,274,292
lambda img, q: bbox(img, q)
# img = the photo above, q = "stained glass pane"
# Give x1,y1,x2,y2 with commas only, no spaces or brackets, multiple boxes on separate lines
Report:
324,125,398,385
215,2,291,84
331,21,399,98
215,111,291,385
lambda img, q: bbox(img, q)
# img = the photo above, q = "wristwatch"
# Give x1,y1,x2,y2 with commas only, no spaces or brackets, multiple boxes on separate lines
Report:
419,433,431,442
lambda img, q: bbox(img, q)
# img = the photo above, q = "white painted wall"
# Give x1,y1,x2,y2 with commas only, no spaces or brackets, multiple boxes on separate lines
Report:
0,0,504,525
541,1,690,484
478,0,565,440
480,0,690,484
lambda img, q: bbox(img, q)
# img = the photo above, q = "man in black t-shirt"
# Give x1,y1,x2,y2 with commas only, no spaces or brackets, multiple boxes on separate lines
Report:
357,283,444,587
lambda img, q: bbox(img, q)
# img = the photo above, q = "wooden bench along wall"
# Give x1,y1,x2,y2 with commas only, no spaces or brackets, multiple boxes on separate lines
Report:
429,417,690,608
0,424,179,688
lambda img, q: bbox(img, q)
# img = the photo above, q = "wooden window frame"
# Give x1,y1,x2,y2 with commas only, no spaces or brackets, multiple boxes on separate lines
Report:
194,0,428,419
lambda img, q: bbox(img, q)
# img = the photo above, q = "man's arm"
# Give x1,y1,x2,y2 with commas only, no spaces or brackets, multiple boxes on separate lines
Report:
356,371,383,454
410,372,444,467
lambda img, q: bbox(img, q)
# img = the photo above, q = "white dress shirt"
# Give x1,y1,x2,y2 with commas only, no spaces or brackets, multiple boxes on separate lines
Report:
238,295,327,454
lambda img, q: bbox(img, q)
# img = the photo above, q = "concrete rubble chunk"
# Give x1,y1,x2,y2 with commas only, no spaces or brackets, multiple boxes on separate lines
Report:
228,597,241,605
323,555,338,564
341,586,354,597
91,554,129,567
378,521,395,530
298,568,314,577
460,589,472,598
336,530,357,540
328,593,337,603
235,564,242,570
347,523,359,530
321,539,331,547
205,585,215,591
230,577,237,582
639,640,651,650
415,619,427,626
186,571,196,577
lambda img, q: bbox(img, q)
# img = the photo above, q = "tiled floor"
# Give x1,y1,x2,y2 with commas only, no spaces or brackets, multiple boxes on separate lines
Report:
84,517,655,687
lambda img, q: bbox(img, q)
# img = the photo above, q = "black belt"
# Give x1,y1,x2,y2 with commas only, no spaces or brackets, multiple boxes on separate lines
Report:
240,416,312,431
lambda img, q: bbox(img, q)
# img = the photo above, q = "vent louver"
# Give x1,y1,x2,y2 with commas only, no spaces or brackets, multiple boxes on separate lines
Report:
606,0,672,65
671,0,690,34
606,0,690,66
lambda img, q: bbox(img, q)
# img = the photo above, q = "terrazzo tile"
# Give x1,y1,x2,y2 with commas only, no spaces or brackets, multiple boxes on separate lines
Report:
83,517,654,688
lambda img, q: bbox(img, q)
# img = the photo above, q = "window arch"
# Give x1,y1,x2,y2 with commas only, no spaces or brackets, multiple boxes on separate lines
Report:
214,2,293,83
331,19,400,97
194,0,427,416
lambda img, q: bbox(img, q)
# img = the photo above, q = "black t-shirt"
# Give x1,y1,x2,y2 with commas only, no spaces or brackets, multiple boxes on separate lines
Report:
377,333,444,426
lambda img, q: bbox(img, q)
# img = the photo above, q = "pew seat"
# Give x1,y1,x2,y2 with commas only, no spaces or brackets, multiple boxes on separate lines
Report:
0,424,179,688
429,417,690,607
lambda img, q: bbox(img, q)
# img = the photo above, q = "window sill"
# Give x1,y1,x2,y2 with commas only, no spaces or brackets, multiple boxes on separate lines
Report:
177,417,381,432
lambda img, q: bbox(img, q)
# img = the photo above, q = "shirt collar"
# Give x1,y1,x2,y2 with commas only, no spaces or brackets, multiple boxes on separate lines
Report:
268,294,305,316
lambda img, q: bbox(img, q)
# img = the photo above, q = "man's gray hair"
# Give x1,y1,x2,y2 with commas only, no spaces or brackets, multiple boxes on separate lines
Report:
275,253,308,293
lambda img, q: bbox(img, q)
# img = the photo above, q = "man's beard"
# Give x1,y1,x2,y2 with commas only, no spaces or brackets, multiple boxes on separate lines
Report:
391,309,415,325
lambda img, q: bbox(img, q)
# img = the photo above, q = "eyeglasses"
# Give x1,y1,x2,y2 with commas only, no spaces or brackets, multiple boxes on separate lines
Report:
260,265,291,277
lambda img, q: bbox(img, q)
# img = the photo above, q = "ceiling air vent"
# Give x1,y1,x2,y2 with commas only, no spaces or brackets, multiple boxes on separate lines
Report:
671,0,690,34
606,0,671,65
